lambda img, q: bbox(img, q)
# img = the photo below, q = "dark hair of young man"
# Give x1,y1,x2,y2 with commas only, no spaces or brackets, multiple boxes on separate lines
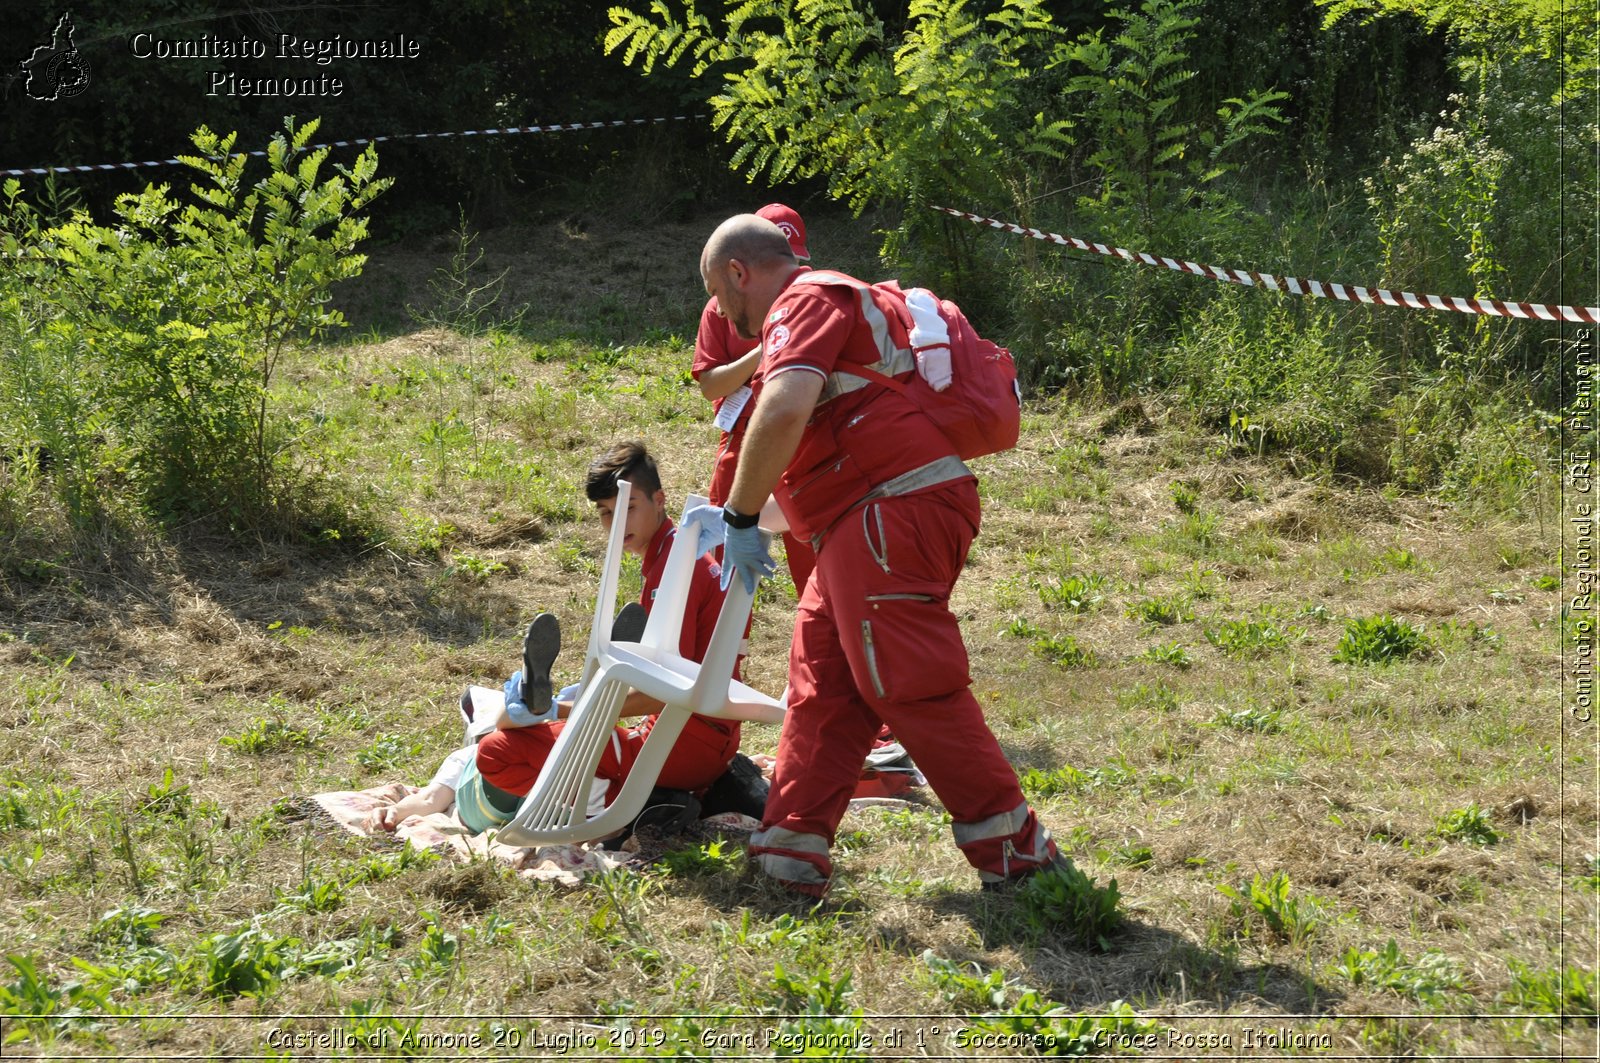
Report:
584,441,663,502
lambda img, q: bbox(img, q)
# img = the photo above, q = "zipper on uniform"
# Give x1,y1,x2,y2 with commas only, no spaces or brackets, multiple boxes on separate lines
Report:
863,504,889,573
866,593,934,603
861,620,887,699
790,460,844,500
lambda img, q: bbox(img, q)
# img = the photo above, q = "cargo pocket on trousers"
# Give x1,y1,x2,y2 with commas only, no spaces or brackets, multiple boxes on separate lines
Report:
856,592,951,705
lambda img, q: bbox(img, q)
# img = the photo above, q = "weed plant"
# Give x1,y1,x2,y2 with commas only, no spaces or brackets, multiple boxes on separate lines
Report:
1433,804,1500,847
1015,860,1123,951
1334,614,1431,665
1218,872,1329,946
1335,940,1464,1002
1504,962,1598,1022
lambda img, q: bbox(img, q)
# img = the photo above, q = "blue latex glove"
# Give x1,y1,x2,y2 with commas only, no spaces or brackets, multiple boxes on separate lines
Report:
502,669,558,727
680,503,726,557
682,503,774,594
555,682,582,705
721,522,776,594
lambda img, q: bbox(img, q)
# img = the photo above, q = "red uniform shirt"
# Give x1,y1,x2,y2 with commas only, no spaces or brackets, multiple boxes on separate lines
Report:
693,297,764,506
638,516,739,682
691,298,753,385
761,269,964,541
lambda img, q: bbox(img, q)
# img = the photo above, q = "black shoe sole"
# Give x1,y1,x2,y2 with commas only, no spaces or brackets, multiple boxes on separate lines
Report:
611,601,647,644
521,613,560,714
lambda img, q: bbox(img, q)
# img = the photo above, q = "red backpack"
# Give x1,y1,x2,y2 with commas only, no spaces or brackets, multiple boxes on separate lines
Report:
790,271,1021,461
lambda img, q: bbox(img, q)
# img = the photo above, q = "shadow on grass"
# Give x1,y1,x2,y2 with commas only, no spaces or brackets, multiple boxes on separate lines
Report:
0,519,535,698
926,889,1345,1016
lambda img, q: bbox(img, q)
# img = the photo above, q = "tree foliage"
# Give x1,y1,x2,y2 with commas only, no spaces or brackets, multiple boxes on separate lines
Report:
1057,0,1289,229
1318,0,1597,101
606,0,1072,218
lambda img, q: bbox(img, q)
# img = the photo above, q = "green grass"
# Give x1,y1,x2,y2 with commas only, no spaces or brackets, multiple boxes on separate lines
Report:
0,248,1579,1061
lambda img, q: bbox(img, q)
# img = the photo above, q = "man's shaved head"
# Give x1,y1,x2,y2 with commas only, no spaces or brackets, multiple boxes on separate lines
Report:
700,213,803,341
700,214,797,281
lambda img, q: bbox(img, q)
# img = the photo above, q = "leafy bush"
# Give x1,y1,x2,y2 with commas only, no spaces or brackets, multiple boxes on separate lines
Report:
355,734,423,773
1504,961,1598,1023
1019,765,1089,798
1169,479,1200,513
1219,871,1329,944
1033,632,1096,668
1038,572,1108,612
923,953,1158,1055
220,719,316,755
1333,614,1430,665
1019,757,1137,798
0,953,114,1042
1139,641,1193,668
1057,0,1287,231
660,839,741,877
274,878,346,915
1118,680,1180,712
0,118,388,532
1433,803,1499,846
1128,592,1194,626
1016,859,1123,950
1170,296,1386,474
606,0,1070,278
190,928,289,999
1205,618,1290,658
90,907,166,952
1211,703,1285,734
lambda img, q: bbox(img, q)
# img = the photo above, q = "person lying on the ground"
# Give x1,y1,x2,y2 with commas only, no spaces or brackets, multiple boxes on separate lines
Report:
361,605,641,837
472,442,764,838
366,441,769,842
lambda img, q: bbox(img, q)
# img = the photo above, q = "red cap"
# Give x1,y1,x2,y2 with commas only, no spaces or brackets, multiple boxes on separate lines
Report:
756,203,810,261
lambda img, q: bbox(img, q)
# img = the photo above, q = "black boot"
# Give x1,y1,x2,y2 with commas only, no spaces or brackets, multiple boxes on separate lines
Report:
699,753,770,819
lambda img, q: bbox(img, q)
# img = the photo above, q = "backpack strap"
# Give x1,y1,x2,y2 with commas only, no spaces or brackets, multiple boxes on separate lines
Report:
789,272,916,405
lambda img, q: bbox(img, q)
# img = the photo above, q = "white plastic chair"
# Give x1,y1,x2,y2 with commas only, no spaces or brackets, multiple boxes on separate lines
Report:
492,480,783,847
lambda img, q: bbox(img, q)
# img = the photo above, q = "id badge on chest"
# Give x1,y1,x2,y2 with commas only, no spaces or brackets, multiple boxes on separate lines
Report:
715,385,753,433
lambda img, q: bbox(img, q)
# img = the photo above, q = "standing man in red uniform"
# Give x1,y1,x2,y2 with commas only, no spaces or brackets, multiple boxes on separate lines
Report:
686,215,1063,895
693,203,817,595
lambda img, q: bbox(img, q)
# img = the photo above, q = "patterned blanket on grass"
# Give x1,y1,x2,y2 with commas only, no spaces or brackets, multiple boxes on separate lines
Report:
308,783,763,885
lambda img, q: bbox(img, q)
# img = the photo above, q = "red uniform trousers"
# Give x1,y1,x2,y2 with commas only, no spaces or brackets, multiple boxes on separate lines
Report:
747,480,1057,893
476,713,739,806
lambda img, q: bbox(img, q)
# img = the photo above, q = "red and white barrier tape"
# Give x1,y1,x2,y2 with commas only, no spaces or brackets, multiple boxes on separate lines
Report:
935,205,1599,325
3,115,702,178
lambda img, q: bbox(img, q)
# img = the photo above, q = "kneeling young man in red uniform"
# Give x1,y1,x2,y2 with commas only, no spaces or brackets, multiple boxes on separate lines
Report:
686,215,1063,895
474,442,744,822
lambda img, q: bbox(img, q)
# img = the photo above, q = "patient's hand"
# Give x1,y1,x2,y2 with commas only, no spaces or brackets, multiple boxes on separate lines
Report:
364,783,454,832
